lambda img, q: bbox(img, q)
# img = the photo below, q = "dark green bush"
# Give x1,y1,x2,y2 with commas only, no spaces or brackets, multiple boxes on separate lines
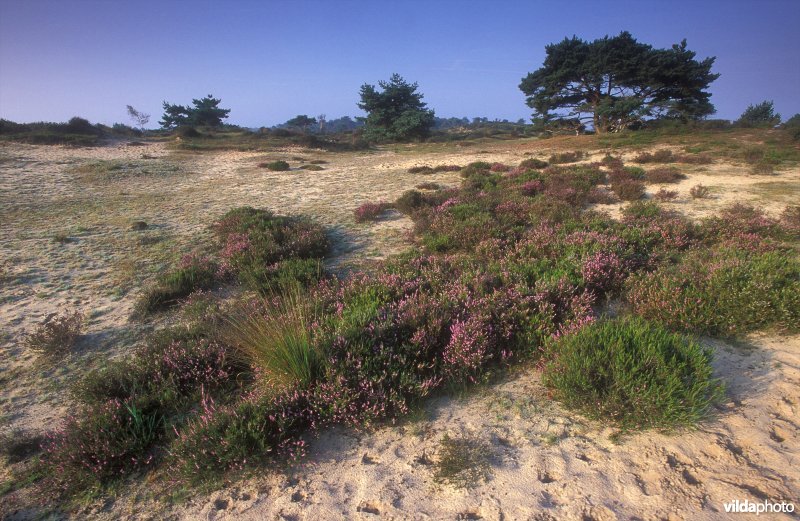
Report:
259,160,291,171
542,317,723,429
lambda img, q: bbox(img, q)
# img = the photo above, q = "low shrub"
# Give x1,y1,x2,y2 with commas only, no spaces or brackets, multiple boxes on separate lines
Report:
654,188,679,201
489,162,509,172
645,167,685,184
432,164,462,172
416,182,441,190
750,161,775,175
626,248,800,336
587,187,617,204
354,201,391,222
600,154,624,170
780,205,800,235
519,158,548,170
676,154,713,165
24,311,83,356
433,433,493,488
689,184,711,199
549,151,585,164
611,179,646,201
633,149,675,163
136,254,218,316
301,164,324,171
542,317,723,429
408,165,434,174
259,160,290,171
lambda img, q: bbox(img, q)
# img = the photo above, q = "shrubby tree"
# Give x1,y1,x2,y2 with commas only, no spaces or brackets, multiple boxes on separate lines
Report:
126,105,150,132
736,100,781,128
285,114,317,133
160,94,230,129
519,32,719,133
357,74,435,142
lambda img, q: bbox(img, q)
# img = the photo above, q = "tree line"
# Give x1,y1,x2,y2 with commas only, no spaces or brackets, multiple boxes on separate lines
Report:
130,32,792,142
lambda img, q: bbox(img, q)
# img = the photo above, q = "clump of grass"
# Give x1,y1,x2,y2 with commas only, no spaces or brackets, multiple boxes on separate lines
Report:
25,311,83,356
259,160,290,171
689,184,711,199
542,317,723,429
433,433,493,488
416,182,441,190
223,290,326,389
309,159,328,165
354,201,391,223
51,232,71,244
645,167,685,184
408,165,434,174
549,150,585,164
301,164,324,171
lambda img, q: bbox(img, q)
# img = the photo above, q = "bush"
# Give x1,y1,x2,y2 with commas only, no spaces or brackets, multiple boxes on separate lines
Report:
611,179,646,201
175,126,201,138
259,160,290,171
301,164,324,171
587,187,617,204
542,317,723,429
354,201,391,223
548,151,585,164
689,184,711,199
136,254,218,316
519,158,548,170
645,167,685,184
25,311,83,356
633,149,675,163
416,182,441,190
654,188,679,201
432,164,462,172
780,205,800,235
408,165,434,174
626,248,800,336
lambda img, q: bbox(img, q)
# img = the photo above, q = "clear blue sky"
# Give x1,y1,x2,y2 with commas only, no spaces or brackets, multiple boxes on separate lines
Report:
1,0,798,128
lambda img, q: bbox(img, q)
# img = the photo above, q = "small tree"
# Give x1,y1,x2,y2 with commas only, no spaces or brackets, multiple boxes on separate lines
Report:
285,115,317,133
736,101,781,128
357,74,435,142
126,105,150,132
160,94,230,129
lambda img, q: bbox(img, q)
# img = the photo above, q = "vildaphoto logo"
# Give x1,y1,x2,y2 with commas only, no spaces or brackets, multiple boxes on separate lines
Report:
723,499,795,515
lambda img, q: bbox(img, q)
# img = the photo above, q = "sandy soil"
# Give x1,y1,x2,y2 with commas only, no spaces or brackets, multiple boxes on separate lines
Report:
1,136,798,519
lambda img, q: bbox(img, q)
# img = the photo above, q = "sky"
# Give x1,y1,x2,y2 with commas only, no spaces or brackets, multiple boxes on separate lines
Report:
1,0,798,128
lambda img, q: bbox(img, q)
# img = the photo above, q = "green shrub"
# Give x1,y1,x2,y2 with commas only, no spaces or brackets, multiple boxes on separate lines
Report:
519,158,548,169
542,317,723,429
259,160,290,171
627,248,800,336
135,256,217,316
548,151,585,164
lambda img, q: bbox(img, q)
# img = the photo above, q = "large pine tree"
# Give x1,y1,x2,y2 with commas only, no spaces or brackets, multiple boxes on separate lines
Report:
519,32,719,133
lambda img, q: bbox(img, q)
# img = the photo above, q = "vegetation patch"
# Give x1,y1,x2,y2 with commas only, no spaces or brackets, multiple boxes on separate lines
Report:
433,433,493,488
259,160,291,171
24,311,83,356
543,317,723,429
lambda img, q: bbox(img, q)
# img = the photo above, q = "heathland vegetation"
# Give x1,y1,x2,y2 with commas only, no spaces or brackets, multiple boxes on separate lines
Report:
1,31,799,517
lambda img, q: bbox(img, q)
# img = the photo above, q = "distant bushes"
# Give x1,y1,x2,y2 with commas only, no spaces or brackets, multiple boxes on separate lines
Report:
0,117,104,146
